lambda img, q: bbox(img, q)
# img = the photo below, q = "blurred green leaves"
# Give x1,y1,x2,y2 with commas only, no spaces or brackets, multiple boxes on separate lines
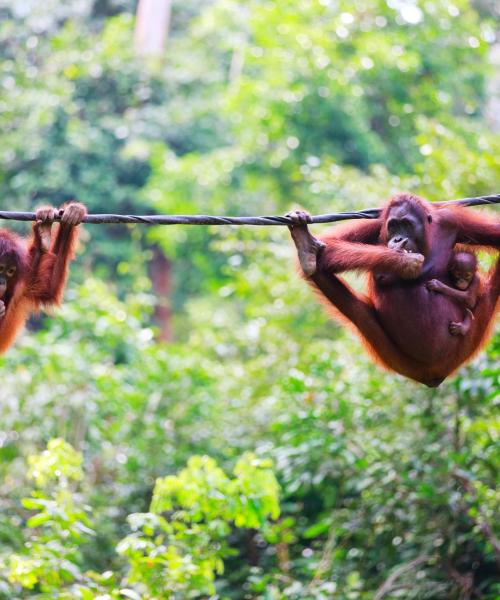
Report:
3,441,280,599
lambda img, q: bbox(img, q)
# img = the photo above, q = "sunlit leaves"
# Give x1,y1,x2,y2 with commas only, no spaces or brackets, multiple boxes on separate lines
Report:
27,438,83,488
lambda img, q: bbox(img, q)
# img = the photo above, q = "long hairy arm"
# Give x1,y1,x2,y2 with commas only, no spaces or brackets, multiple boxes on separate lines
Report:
317,218,423,278
26,203,86,307
450,207,500,249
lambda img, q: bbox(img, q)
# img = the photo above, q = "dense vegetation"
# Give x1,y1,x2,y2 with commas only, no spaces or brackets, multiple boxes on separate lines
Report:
0,1,498,598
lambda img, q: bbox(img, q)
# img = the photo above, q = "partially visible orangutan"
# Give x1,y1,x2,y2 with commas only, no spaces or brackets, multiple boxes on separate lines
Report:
287,193,500,387
426,251,479,337
0,202,86,353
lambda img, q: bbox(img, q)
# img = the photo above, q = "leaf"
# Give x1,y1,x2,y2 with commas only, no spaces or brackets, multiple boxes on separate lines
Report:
26,514,51,528
21,498,46,510
303,520,330,539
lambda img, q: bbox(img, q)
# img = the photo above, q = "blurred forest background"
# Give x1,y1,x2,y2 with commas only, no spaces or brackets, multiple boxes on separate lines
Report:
0,0,499,598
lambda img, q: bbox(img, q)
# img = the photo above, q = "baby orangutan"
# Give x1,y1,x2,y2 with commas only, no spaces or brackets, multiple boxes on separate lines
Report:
426,251,479,336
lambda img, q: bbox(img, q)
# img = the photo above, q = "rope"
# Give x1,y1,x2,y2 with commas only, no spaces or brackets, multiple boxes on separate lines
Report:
0,193,499,226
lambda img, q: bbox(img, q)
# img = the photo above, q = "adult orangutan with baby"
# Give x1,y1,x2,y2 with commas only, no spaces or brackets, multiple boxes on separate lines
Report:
287,193,500,387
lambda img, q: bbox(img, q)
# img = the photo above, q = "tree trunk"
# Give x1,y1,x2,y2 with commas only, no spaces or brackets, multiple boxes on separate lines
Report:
150,245,172,342
134,0,171,55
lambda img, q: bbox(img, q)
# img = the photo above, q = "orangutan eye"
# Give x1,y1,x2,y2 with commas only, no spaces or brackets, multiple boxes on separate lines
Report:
6,267,16,277
0,265,5,274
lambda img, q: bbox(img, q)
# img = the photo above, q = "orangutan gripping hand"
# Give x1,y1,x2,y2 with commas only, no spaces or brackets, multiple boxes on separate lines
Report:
0,201,86,353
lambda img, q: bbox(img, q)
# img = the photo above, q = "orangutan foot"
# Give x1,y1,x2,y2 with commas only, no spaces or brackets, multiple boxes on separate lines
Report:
286,210,325,276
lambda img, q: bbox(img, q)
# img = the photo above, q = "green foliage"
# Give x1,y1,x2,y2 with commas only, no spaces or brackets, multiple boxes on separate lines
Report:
1,441,279,599
4,441,92,595
27,439,84,488
151,454,280,527
119,454,279,597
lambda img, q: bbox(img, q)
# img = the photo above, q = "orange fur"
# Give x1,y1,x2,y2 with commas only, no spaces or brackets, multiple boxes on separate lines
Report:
294,194,500,386
0,204,85,354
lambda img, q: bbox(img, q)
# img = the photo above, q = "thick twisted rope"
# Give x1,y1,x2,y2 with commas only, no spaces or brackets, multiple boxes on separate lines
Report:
0,193,498,226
